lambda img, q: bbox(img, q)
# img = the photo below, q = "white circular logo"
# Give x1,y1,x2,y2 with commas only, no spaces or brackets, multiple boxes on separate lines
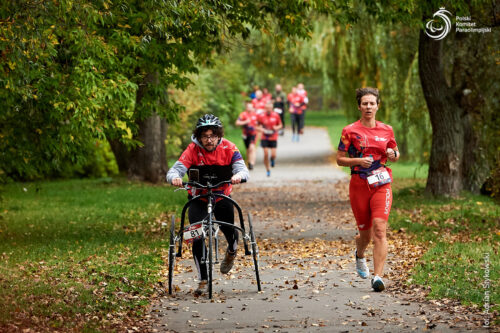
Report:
425,7,452,40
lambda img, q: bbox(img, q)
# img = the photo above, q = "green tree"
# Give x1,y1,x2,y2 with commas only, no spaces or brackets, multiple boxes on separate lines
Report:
1,0,336,183
251,0,499,197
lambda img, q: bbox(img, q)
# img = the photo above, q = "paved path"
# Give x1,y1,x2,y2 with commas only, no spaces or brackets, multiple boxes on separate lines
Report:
250,128,345,184
151,128,483,332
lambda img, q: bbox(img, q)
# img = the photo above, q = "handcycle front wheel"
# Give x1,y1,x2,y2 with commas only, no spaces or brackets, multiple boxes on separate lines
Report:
247,213,262,292
208,220,214,299
168,215,176,295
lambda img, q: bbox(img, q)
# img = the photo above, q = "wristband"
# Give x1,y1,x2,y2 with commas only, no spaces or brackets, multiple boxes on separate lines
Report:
394,150,398,158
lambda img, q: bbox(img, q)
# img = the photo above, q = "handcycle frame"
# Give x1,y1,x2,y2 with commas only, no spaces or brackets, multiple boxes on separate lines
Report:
168,179,261,299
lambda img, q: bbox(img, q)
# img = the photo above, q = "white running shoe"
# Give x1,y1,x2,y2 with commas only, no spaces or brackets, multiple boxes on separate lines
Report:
355,250,370,279
371,275,385,292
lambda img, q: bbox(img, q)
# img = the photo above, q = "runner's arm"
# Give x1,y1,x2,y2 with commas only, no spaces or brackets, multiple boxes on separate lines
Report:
336,151,373,168
231,159,249,183
166,161,187,186
235,118,250,126
273,120,283,131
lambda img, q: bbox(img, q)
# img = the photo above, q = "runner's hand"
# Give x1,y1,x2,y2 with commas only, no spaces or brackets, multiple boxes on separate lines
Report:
386,148,396,160
359,157,373,168
172,177,183,187
231,174,242,184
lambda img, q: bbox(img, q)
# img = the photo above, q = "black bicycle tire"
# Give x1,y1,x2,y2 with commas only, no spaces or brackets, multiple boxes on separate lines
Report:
208,219,214,299
168,215,176,295
248,213,262,291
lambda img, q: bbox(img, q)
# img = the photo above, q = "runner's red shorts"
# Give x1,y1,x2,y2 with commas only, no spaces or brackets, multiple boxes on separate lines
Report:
349,174,393,231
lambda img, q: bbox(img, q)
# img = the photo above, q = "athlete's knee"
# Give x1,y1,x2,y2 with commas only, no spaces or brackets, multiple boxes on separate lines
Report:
356,230,371,243
372,219,387,241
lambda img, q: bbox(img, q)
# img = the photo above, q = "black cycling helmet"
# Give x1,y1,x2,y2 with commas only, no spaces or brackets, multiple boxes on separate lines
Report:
196,114,222,129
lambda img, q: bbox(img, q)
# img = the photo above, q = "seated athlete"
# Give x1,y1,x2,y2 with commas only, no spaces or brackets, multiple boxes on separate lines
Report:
167,114,250,295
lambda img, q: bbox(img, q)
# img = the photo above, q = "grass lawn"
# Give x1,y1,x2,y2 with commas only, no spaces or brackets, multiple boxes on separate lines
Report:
391,181,499,317
0,178,186,331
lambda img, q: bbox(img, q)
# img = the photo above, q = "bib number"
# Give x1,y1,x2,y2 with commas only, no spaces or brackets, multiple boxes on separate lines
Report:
367,168,391,188
183,224,203,243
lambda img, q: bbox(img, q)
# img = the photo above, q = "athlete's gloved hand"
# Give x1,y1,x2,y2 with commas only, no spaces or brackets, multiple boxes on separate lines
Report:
172,177,183,187
231,174,242,184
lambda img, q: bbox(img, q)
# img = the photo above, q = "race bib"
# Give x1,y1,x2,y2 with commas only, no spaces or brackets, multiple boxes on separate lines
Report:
183,224,204,243
367,167,392,188
264,129,274,135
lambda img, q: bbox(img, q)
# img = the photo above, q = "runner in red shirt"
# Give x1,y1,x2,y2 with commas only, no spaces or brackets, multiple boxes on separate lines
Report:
252,90,267,114
337,87,400,292
288,87,306,142
235,101,258,170
262,87,272,103
257,101,283,177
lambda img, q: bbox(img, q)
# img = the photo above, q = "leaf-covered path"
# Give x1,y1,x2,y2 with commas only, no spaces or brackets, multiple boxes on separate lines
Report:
151,128,486,332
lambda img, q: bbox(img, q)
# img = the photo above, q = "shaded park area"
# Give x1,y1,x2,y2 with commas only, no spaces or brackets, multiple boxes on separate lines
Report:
1,0,499,331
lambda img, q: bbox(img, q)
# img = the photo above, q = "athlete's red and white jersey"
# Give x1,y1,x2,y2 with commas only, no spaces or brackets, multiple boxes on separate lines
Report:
288,93,305,115
296,89,308,112
237,111,258,136
252,98,267,113
338,120,397,178
169,138,246,197
258,111,282,141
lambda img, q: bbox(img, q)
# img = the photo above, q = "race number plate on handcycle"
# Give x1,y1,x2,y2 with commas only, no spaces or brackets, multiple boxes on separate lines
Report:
367,168,391,187
183,224,203,243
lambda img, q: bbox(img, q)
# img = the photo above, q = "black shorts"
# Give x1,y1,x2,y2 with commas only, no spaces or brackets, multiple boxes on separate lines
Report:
261,140,277,148
243,135,256,149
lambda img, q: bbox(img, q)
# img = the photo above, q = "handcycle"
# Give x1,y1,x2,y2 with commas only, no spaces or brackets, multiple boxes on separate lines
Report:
168,174,261,299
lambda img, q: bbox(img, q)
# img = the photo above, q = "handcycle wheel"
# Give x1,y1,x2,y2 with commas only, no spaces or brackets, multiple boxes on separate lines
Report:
168,215,176,295
248,213,262,291
208,221,214,299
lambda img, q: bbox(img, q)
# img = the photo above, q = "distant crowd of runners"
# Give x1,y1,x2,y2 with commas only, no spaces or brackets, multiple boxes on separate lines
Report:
235,83,309,177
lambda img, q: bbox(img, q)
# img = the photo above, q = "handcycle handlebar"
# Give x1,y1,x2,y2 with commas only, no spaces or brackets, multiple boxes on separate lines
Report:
181,178,246,189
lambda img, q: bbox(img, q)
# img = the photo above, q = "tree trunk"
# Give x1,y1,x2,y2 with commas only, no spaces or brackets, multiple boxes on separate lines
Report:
418,30,464,197
127,72,168,183
450,33,490,194
128,113,168,183
108,72,168,183
109,139,130,174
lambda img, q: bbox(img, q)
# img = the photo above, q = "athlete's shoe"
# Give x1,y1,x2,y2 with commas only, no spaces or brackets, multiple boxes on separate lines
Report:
292,134,296,142
270,158,275,168
371,275,385,292
248,163,254,170
194,280,208,296
355,250,370,279
220,250,236,274
266,170,271,177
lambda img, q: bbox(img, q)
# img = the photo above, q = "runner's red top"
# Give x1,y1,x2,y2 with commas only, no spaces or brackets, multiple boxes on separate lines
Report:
237,111,258,136
338,120,397,178
178,138,243,196
257,112,282,141
288,93,305,115
252,98,267,113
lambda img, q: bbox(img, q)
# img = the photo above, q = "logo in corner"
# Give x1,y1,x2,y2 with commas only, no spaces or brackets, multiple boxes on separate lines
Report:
425,7,452,40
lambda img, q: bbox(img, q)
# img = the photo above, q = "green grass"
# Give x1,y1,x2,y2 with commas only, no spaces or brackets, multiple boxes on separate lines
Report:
391,183,499,315
0,178,186,331
225,125,247,160
306,110,348,148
